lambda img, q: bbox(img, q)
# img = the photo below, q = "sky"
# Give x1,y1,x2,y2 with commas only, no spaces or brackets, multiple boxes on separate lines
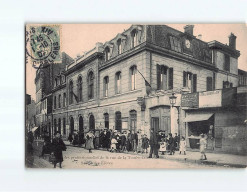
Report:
26,24,247,100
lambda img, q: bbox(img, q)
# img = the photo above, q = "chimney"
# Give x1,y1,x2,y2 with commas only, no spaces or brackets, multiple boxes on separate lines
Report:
229,33,236,50
96,42,103,52
184,25,194,36
197,34,202,40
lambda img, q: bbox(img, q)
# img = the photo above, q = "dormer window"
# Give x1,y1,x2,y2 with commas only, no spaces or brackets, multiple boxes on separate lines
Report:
105,47,110,61
169,36,182,52
117,39,122,54
131,30,138,48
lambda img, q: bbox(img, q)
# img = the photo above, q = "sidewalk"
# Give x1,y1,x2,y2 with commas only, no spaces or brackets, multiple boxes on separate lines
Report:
156,151,247,168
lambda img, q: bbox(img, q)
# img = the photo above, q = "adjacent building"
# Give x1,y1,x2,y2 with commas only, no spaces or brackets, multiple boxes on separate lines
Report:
34,52,73,138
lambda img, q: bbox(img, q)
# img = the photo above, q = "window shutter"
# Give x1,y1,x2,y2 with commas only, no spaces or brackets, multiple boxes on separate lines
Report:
206,77,213,91
157,64,161,90
168,68,173,89
192,74,197,92
183,71,186,87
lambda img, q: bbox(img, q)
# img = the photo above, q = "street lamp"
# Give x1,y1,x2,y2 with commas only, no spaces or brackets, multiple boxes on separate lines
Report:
169,92,180,124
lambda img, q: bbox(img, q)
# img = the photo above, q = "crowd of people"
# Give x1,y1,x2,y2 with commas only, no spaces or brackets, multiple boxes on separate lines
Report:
31,127,208,168
66,128,191,159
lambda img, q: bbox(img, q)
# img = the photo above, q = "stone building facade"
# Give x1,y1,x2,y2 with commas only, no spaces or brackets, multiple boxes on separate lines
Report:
48,24,244,154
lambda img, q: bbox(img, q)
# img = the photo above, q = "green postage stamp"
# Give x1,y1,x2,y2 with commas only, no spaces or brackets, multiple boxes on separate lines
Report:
25,24,61,69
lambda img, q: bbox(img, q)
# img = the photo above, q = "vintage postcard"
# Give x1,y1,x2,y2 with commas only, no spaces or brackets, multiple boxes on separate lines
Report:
25,24,247,169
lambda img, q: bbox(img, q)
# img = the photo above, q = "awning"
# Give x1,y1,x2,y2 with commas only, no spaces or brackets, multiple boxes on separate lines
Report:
31,127,39,132
183,113,214,122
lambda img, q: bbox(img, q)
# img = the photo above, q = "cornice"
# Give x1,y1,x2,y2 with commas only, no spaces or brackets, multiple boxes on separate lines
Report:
208,41,240,58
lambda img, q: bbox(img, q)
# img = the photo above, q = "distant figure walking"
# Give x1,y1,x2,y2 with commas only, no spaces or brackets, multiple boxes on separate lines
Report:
51,132,67,168
85,130,95,153
199,134,207,160
179,136,186,155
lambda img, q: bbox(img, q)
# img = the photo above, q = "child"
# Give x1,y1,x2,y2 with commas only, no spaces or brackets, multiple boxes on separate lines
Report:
110,137,118,152
159,138,167,155
142,134,149,153
179,136,186,155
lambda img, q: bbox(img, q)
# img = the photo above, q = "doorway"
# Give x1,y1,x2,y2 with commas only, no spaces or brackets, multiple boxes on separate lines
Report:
89,115,95,130
70,117,74,134
151,117,159,133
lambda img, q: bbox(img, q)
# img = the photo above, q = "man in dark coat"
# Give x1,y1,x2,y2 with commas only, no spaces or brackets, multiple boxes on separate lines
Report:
168,133,175,155
148,128,159,158
174,133,179,150
120,132,126,151
52,132,67,168
105,129,111,150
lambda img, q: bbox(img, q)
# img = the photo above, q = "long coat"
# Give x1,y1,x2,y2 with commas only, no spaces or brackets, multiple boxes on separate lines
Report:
149,132,159,146
85,132,95,150
52,138,66,163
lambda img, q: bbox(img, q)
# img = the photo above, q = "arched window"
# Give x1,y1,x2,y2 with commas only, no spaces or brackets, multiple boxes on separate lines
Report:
79,116,84,132
130,110,137,133
77,76,82,102
63,93,66,107
58,118,61,134
55,78,58,87
58,94,61,108
103,76,109,97
117,39,122,54
54,119,57,133
63,118,66,135
70,117,74,134
60,76,62,85
89,115,95,130
115,111,122,131
105,47,110,61
130,66,137,90
104,113,109,129
69,81,73,104
88,71,94,99
54,96,56,109
115,71,121,94
131,30,138,48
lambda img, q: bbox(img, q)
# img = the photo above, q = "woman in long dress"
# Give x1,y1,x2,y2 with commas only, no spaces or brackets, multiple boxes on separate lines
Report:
85,130,95,153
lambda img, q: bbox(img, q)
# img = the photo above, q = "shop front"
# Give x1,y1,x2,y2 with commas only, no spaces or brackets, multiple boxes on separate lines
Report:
182,87,238,153
184,111,215,150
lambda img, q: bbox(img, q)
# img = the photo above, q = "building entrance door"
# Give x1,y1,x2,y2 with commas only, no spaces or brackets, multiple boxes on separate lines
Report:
89,115,95,130
151,117,159,133
70,117,74,134
150,106,171,135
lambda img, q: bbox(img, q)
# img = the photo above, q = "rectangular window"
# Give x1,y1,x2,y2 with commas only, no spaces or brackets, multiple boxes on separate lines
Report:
224,54,230,71
183,71,196,93
206,77,213,91
169,36,182,52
